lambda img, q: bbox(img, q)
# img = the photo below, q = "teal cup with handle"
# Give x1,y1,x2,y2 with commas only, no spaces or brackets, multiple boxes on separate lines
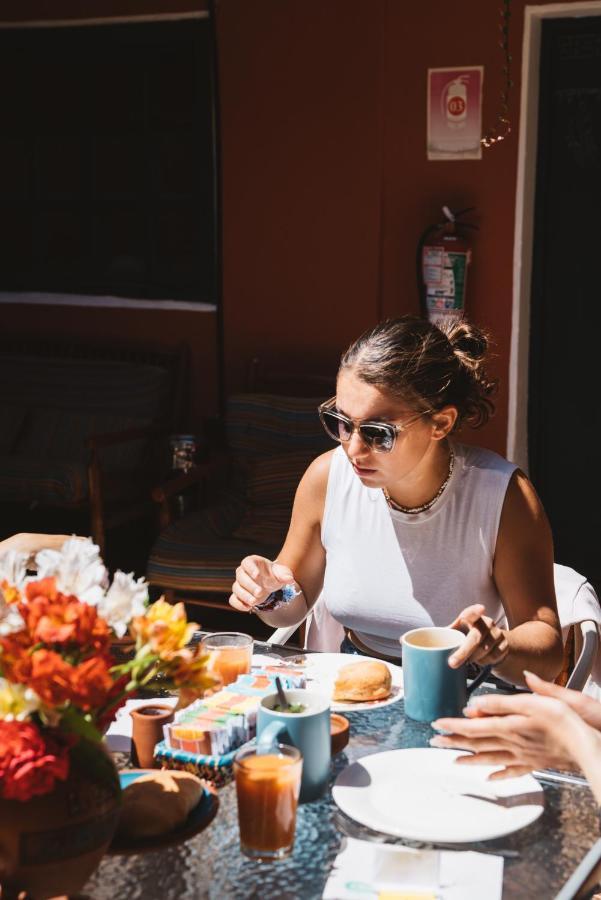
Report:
401,626,467,722
256,689,331,803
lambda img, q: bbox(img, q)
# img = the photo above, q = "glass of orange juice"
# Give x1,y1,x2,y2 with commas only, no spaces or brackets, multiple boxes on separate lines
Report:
234,743,303,860
200,632,253,687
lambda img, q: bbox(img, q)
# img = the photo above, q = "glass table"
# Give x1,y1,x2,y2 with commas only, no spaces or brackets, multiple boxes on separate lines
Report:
88,641,600,899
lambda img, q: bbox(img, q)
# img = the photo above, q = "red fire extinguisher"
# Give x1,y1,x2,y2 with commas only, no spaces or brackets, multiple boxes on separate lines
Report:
417,206,477,327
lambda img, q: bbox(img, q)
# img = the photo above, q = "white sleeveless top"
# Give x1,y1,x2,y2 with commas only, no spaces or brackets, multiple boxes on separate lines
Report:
320,443,517,659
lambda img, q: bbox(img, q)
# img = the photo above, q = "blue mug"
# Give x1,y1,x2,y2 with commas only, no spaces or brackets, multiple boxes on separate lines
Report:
401,626,467,722
257,689,331,803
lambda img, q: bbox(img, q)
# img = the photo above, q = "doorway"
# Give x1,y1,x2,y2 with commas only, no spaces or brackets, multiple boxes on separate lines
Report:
513,9,601,588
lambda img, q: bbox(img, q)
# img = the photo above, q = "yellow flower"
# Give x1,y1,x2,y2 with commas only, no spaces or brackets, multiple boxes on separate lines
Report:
0,679,42,721
132,599,197,657
167,648,218,710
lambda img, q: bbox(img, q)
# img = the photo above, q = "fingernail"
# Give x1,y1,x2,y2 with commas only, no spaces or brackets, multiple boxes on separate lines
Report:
254,588,262,597
429,737,443,746
462,706,470,715
448,656,457,667
524,670,535,678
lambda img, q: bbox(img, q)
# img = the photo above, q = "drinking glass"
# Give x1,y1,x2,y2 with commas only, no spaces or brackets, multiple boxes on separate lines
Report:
200,632,253,687
234,743,303,860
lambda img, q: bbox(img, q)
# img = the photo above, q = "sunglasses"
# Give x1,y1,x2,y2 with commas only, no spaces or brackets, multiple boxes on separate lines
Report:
318,397,432,453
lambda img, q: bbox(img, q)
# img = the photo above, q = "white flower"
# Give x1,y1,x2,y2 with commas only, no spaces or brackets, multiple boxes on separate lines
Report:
35,537,108,606
97,570,148,638
0,679,40,721
0,550,29,592
0,588,24,636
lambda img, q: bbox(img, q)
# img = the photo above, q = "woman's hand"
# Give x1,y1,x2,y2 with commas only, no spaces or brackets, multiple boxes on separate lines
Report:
229,555,295,613
429,670,596,778
447,603,509,669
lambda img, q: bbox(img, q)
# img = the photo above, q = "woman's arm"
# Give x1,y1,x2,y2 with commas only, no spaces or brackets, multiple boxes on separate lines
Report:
0,532,75,561
228,451,332,627
448,471,563,685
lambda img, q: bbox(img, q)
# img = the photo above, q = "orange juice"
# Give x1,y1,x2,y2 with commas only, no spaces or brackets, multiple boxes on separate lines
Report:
208,646,251,686
234,748,302,860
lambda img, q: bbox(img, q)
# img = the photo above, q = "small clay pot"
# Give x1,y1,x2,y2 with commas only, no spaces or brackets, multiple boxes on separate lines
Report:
130,704,175,769
330,713,350,755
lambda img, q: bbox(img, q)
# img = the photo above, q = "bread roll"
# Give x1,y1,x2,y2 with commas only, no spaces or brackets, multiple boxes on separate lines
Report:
116,770,203,839
332,660,392,702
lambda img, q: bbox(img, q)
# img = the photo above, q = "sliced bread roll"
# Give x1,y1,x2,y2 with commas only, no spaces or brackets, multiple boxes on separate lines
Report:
332,660,392,702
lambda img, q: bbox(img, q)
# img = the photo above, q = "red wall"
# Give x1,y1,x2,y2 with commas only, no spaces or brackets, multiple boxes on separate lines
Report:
0,0,587,448
217,0,584,454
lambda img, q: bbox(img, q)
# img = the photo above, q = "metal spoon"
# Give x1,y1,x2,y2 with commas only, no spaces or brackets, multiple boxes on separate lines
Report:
275,676,290,711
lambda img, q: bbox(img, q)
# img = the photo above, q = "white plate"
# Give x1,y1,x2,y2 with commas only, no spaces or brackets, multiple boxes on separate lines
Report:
253,652,403,712
333,748,544,843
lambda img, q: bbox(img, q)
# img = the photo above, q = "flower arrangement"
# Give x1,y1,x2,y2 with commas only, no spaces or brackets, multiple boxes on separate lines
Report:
0,537,214,802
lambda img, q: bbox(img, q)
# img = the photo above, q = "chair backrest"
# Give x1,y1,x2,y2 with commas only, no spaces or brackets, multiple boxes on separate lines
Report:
553,564,601,692
226,393,331,461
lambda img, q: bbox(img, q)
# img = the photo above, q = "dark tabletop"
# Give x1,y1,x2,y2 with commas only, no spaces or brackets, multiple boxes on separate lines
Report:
87,640,600,900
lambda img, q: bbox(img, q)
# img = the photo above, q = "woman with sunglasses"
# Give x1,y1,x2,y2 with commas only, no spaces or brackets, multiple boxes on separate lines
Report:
229,316,563,684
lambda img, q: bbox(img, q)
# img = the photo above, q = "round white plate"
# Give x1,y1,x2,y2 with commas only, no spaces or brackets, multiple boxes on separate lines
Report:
333,748,544,843
253,652,403,712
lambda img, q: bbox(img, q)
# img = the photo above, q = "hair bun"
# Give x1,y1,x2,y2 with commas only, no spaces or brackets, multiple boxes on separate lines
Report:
444,320,489,370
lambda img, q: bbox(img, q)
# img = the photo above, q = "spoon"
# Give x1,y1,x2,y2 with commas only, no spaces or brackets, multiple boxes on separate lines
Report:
275,676,290,711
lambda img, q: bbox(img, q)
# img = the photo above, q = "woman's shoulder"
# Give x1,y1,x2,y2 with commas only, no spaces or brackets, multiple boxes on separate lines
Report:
455,442,517,480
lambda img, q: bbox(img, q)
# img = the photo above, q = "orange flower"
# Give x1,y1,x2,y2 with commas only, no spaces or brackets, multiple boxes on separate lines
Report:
26,650,75,707
132,600,197,657
168,647,216,693
69,656,114,711
22,578,110,653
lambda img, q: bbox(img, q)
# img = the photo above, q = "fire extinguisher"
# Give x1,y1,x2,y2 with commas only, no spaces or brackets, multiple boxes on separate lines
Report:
417,206,477,327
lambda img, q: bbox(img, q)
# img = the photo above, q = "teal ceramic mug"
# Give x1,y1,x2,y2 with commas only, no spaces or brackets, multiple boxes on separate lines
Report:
256,689,331,803
401,626,467,722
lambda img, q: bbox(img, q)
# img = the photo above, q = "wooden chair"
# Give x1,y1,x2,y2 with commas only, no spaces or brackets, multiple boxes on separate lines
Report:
0,337,187,553
147,391,332,614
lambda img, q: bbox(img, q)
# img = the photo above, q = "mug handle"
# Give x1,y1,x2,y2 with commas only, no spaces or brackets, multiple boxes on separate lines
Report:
466,663,493,698
257,720,287,754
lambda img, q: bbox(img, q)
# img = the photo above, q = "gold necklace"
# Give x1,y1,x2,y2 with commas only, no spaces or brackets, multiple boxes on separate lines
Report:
383,447,455,515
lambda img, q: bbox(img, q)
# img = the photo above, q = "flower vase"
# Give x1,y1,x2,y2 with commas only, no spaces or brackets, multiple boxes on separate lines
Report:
0,739,121,899
130,703,175,769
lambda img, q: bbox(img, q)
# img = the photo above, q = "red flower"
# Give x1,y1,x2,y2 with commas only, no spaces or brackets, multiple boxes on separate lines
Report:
0,720,70,802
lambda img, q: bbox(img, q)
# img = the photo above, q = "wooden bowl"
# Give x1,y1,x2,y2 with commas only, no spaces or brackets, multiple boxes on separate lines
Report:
330,713,350,755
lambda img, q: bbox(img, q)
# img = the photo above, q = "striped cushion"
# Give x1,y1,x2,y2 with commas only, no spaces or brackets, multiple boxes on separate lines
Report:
226,394,331,460
147,509,278,593
0,454,87,505
233,450,318,545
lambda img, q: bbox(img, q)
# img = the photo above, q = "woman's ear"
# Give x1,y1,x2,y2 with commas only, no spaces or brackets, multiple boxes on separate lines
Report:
430,406,458,439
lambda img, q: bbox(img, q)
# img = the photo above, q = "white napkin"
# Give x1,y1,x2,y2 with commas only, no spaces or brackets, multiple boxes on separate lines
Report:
322,838,503,900
105,697,178,752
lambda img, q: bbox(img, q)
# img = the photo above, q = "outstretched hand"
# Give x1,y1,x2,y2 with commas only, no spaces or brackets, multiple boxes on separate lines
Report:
229,555,295,613
430,670,596,779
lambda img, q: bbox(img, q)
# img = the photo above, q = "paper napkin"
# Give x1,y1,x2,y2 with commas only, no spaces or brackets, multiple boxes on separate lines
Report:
322,838,503,900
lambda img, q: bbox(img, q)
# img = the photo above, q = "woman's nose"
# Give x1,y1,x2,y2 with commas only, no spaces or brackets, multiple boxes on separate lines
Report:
347,428,367,456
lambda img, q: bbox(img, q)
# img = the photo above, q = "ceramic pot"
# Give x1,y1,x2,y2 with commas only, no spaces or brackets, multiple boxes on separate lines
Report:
130,704,175,769
0,739,121,899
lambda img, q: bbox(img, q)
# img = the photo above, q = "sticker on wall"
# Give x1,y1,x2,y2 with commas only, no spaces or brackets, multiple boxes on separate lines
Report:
427,67,483,160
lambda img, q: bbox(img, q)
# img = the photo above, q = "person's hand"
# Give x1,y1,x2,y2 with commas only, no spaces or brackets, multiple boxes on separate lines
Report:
229,555,295,613
447,603,509,669
521,670,601,730
430,682,586,778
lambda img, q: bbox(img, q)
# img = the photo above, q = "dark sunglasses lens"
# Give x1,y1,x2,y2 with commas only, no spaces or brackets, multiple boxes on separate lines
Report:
321,410,352,442
360,424,395,452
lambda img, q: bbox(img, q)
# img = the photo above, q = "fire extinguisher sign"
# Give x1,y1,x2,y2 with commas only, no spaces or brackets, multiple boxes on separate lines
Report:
427,67,483,160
